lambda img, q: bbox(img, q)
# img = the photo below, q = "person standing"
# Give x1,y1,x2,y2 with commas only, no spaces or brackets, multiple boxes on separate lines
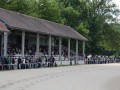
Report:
51,56,55,67
7,57,11,70
22,57,26,69
4,57,8,70
17,57,21,69
11,57,15,69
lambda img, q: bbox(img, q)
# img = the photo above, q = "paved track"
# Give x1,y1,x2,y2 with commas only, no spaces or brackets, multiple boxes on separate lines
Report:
0,64,120,90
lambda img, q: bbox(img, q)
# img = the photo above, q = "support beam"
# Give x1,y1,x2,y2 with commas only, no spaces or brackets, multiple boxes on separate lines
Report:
1,34,3,55
76,39,78,64
59,37,62,65
36,33,40,57
3,32,8,57
83,41,85,60
22,31,25,58
48,35,52,57
68,38,70,61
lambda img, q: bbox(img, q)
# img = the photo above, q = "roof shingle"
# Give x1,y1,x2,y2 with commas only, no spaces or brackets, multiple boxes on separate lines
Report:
0,8,87,41
0,21,9,32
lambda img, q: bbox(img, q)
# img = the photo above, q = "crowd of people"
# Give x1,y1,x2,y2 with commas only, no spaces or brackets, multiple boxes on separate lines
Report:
0,54,120,71
1,43,120,71
7,44,75,59
0,55,57,70
0,43,77,71
7,44,36,55
85,55,120,64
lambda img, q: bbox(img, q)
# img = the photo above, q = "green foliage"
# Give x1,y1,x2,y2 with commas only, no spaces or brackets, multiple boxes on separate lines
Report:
62,6,80,27
103,23,120,50
4,0,28,14
26,0,39,17
0,0,8,8
77,22,89,38
0,0,120,55
37,0,62,23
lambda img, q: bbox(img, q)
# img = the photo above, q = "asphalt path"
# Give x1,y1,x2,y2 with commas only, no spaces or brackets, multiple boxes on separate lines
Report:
0,64,120,90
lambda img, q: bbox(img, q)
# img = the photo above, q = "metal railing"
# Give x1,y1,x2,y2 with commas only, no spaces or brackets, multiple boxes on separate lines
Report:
0,54,84,71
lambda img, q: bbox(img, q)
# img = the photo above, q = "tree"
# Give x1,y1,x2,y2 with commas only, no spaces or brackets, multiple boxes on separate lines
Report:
37,0,62,23
0,0,120,55
6,0,28,14
62,6,80,28
83,0,120,54
25,0,38,17
0,0,8,8
102,23,120,51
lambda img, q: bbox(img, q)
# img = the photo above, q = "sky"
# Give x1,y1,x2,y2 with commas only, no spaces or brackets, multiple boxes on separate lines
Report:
113,0,120,9
113,0,120,19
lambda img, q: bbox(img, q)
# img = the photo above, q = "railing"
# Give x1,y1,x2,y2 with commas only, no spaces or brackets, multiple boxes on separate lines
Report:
84,59,120,64
0,54,84,71
0,62,47,71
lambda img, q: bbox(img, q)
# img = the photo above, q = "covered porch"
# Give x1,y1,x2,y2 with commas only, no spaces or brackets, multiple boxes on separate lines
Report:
0,8,87,66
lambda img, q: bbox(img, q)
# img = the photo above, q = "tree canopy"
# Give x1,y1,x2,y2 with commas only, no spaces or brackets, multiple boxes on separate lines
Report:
0,0,120,55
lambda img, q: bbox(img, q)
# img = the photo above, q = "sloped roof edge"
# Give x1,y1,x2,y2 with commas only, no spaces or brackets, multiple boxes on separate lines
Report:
0,8,87,41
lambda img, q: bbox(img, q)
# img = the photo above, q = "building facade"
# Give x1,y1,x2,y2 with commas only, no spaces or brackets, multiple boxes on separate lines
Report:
0,8,87,65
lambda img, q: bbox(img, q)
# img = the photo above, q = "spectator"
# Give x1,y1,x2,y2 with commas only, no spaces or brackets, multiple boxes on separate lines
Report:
17,57,22,69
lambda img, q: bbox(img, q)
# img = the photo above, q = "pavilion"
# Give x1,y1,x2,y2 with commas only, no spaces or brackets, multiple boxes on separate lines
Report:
0,8,87,64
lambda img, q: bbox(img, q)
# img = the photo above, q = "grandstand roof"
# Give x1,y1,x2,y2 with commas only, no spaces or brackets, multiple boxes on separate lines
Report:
0,8,87,41
0,21,9,32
